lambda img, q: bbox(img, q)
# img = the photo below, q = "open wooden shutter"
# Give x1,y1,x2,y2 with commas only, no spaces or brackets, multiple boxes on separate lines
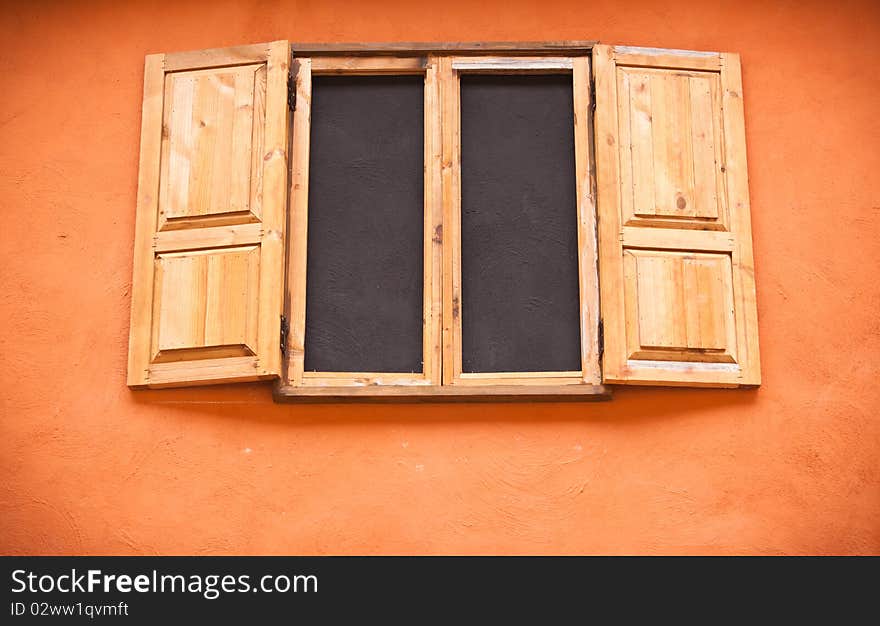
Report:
593,45,760,387
127,41,290,388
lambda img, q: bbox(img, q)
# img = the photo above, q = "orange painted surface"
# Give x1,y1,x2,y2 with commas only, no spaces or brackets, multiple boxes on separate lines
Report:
1,0,878,555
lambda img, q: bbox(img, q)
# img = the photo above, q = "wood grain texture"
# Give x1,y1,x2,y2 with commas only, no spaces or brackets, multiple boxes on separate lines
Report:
614,46,722,71
720,52,761,386
450,56,573,71
311,56,426,74
621,226,734,252
153,222,262,252
439,56,460,385
623,250,736,361
424,58,444,385
164,42,272,71
157,64,263,228
152,246,260,360
127,41,289,388
127,53,166,387
592,44,627,383
593,44,760,387
257,41,290,377
292,41,597,55
615,67,726,228
147,356,261,387
274,382,611,402
255,40,290,378
572,56,602,385
137,40,757,393
286,57,312,386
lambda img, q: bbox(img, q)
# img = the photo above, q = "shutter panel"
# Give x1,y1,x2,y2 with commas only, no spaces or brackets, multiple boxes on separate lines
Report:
127,41,290,388
593,45,760,387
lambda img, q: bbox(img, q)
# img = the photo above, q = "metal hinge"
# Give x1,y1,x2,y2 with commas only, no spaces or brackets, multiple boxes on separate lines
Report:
598,319,604,360
287,76,296,111
590,79,597,112
280,314,289,355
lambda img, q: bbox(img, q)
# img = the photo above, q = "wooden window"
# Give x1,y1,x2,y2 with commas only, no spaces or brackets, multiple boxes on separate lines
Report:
127,41,760,398
276,52,603,400
438,56,601,391
283,56,443,395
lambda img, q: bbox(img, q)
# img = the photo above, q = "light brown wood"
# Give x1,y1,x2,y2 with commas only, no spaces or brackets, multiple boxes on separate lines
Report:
151,246,260,361
441,57,597,388
424,57,444,385
449,59,465,383
311,56,426,74
271,45,603,399
285,57,312,387
594,44,627,384
149,356,265,387
301,373,434,387
450,56,573,71
620,226,734,252
622,249,736,362
439,56,458,386
573,56,602,385
128,53,166,387
127,41,289,388
456,374,586,386
282,54,439,389
302,371,430,379
157,64,264,230
613,46,722,71
617,361,741,387
164,42,274,71
593,44,760,387
153,222,262,253
615,66,726,228
256,40,291,378
274,382,611,402
292,41,597,56
152,212,258,232
459,371,583,379
128,40,764,398
720,52,761,386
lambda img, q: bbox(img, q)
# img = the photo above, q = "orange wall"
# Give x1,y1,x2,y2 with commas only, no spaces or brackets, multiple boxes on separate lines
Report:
1,0,878,555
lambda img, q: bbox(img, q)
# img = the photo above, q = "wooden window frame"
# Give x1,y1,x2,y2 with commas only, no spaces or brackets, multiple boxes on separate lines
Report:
440,55,601,389
276,42,608,402
284,55,443,391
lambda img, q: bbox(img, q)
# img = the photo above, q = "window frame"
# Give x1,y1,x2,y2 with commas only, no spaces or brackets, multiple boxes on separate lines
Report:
440,55,601,388
285,55,443,390
276,42,608,402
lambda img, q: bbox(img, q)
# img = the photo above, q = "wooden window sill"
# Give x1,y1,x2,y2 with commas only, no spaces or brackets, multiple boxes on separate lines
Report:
273,383,611,403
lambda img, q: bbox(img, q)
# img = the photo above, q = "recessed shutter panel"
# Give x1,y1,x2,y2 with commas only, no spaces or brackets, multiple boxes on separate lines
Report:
127,41,290,388
593,45,760,387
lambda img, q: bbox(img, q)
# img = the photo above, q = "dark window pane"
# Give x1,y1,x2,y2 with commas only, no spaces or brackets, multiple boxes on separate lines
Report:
305,76,424,373
460,74,581,373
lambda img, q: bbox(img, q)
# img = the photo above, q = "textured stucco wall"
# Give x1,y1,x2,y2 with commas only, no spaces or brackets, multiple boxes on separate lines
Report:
1,0,878,555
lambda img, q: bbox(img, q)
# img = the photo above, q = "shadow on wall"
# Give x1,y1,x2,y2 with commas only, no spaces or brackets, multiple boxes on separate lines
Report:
129,384,760,427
